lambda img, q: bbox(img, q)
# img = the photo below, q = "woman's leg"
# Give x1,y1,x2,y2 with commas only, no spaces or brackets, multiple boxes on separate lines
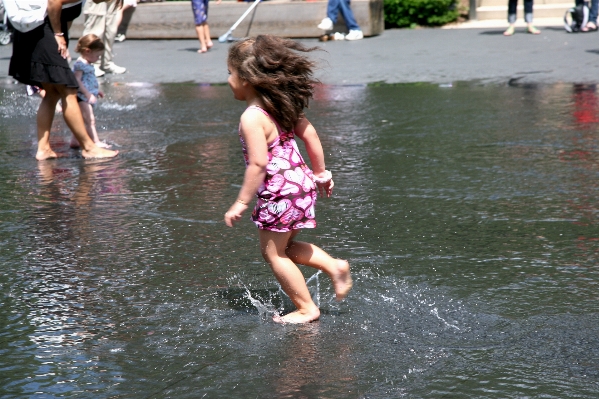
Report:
48,83,118,158
259,230,321,324
36,85,61,160
285,231,352,301
504,0,517,35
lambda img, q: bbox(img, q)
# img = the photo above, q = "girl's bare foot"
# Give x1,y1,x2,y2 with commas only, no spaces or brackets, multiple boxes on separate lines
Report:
198,47,207,53
36,149,58,161
82,147,119,159
332,259,352,301
273,307,320,324
207,41,214,49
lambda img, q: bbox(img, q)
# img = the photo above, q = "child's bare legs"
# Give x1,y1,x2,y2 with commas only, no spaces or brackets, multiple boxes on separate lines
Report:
205,23,213,48
286,230,352,301
195,24,208,53
40,83,118,159
260,230,321,324
78,102,111,148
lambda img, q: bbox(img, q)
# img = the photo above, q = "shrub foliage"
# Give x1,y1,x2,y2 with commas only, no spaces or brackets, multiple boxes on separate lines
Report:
384,0,458,28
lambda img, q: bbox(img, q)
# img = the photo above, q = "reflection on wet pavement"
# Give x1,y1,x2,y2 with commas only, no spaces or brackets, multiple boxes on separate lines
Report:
1,81,598,398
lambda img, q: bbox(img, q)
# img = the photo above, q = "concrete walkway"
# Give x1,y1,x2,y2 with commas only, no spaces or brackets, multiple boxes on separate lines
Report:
1,27,598,85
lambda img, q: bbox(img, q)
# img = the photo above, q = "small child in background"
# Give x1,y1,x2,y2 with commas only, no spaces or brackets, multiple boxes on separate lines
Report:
71,34,111,149
224,35,352,324
192,0,221,53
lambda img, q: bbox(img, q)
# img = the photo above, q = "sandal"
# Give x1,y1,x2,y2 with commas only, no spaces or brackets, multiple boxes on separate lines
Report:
527,25,541,34
582,22,598,32
503,26,515,36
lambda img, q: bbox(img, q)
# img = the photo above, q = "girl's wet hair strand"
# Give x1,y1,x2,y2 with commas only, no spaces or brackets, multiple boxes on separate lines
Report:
228,35,320,132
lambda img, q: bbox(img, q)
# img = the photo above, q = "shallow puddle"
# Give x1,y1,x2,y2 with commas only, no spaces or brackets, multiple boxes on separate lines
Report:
1,80,598,398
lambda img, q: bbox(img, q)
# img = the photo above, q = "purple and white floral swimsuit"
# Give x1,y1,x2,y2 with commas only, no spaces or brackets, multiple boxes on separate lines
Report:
240,106,317,232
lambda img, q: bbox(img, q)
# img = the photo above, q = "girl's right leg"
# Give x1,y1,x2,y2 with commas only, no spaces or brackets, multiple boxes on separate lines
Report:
259,230,321,324
285,231,352,301
79,102,111,148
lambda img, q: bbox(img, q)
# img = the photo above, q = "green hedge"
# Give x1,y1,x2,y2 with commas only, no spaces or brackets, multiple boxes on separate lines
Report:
384,0,458,28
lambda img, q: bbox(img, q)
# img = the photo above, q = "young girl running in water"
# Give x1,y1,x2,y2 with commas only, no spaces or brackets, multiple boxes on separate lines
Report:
224,35,352,324
71,34,111,149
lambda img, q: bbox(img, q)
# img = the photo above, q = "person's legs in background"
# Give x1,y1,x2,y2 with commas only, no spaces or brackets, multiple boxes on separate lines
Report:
338,0,363,40
582,0,598,30
524,0,540,34
504,0,518,35
101,0,126,73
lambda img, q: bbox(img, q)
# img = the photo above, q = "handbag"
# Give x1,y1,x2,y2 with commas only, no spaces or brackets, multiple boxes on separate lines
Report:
2,0,47,33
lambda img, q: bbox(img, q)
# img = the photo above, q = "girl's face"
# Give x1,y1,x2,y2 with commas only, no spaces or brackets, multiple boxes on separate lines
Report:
82,49,103,64
227,66,248,101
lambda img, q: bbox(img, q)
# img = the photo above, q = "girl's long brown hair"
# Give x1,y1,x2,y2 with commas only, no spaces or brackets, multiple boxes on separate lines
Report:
228,35,320,132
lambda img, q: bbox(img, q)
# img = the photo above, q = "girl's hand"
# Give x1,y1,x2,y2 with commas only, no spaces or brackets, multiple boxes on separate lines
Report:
98,91,104,99
87,94,97,105
224,201,248,227
316,179,334,198
55,35,68,59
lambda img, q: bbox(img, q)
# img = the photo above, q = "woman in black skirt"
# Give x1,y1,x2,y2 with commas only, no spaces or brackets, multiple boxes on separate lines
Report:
9,0,118,160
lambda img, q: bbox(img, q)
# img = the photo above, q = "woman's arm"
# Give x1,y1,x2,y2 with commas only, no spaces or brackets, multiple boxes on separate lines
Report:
224,110,270,227
47,0,68,58
294,117,334,197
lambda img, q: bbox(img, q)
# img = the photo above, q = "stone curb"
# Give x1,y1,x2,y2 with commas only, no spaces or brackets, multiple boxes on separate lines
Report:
69,0,384,39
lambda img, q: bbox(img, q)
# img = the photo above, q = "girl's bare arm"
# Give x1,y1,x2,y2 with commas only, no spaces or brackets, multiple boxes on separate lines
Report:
294,117,333,197
224,110,270,227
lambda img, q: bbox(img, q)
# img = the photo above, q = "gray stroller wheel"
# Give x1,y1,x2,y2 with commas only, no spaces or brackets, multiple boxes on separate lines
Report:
0,31,11,45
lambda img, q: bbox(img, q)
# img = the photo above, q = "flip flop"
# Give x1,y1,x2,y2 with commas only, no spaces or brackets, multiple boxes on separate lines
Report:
503,26,515,36
582,23,598,32
527,26,541,34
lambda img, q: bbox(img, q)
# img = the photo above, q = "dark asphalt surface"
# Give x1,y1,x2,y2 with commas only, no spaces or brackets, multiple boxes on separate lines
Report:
1,27,598,85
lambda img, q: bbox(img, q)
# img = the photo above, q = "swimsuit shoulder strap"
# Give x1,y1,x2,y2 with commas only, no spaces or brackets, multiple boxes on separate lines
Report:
246,105,287,135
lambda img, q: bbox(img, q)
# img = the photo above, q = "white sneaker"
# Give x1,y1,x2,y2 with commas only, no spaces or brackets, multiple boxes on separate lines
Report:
115,33,126,43
345,29,364,41
317,17,333,31
333,32,345,40
94,65,105,77
103,64,127,74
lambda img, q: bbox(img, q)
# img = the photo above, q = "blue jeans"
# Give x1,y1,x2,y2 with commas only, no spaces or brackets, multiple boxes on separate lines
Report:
576,0,598,24
327,0,361,31
507,0,533,23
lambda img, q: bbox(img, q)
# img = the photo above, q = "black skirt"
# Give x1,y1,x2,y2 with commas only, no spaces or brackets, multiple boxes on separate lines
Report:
9,3,82,88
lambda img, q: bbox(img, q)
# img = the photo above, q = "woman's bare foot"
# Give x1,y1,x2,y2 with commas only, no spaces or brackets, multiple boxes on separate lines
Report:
332,259,352,301
36,148,58,161
207,41,214,49
95,141,112,149
273,307,320,324
82,146,119,159
198,47,207,54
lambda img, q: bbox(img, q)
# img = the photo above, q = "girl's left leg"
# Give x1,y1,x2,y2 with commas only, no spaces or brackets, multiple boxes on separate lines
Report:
285,230,352,301
259,230,321,324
